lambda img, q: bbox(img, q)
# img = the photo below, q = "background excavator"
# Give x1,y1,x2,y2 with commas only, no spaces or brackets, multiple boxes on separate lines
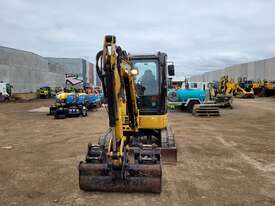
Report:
210,76,254,103
79,35,177,193
252,81,275,97
208,75,234,108
235,77,255,98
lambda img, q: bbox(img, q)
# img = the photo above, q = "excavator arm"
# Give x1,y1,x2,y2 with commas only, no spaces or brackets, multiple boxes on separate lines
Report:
96,35,139,166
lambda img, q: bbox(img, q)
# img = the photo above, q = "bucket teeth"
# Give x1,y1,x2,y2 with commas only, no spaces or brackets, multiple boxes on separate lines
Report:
79,162,161,193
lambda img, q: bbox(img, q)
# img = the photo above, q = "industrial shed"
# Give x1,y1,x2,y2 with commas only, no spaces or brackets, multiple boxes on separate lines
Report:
0,46,64,93
189,57,275,82
45,57,95,87
0,46,95,94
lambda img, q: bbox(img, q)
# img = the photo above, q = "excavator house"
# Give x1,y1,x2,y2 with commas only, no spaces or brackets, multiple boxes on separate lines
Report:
79,35,177,193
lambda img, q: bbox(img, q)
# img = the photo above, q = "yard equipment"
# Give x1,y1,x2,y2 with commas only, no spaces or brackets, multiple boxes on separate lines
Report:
235,85,254,98
79,35,177,193
48,92,71,115
252,81,275,97
213,94,233,108
235,77,254,98
52,87,63,96
38,86,51,98
55,94,88,119
77,93,89,114
86,94,102,110
85,86,103,109
208,76,234,108
217,76,236,95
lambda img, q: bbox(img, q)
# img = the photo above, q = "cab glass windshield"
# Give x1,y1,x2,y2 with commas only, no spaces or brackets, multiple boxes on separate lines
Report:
132,60,159,96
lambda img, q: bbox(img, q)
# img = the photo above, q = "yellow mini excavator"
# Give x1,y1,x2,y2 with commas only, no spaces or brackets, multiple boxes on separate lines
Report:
79,35,177,193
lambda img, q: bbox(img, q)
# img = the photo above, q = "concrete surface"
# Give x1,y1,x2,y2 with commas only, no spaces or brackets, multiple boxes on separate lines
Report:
190,57,275,82
0,98,275,206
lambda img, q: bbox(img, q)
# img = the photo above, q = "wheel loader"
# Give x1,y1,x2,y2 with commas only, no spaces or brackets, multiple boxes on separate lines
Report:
79,35,177,193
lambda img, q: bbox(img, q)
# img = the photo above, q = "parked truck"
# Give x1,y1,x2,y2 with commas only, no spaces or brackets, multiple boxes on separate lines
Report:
169,81,208,111
168,81,220,116
0,82,13,102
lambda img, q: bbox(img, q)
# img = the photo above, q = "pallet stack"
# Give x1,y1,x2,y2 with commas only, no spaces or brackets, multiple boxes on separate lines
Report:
192,104,220,117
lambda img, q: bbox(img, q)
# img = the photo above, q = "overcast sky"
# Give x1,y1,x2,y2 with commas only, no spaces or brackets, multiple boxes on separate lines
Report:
0,0,275,79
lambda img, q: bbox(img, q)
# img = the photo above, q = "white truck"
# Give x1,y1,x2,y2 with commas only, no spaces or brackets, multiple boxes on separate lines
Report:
0,82,13,102
182,81,210,90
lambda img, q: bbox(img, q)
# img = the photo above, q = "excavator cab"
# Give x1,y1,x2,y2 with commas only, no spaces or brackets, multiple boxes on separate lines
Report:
131,53,167,115
79,36,176,193
128,53,177,162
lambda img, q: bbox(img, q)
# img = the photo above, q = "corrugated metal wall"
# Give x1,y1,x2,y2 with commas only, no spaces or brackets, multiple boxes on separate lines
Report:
190,57,275,82
0,47,96,93
45,57,94,87
46,57,83,77
0,46,64,93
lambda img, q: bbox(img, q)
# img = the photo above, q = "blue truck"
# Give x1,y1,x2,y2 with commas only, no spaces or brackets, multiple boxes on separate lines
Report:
168,88,206,112
168,81,220,116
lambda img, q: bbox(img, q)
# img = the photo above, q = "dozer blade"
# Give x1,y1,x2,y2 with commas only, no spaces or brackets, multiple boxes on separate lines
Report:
98,128,177,163
79,162,161,193
161,147,177,163
160,127,177,163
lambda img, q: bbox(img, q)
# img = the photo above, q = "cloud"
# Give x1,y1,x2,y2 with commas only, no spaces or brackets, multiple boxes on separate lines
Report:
0,0,275,79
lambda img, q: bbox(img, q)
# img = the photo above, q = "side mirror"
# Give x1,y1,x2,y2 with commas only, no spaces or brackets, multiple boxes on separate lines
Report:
168,65,175,76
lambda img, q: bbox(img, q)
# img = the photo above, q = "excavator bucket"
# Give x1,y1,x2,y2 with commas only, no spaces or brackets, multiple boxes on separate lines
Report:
79,144,162,193
79,163,161,193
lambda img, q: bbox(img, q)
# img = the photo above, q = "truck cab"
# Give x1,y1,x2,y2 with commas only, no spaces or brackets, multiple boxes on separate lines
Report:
168,81,208,112
182,81,210,91
0,82,12,102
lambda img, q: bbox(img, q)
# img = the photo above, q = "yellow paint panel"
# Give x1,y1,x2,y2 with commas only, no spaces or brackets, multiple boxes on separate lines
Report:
139,114,168,129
